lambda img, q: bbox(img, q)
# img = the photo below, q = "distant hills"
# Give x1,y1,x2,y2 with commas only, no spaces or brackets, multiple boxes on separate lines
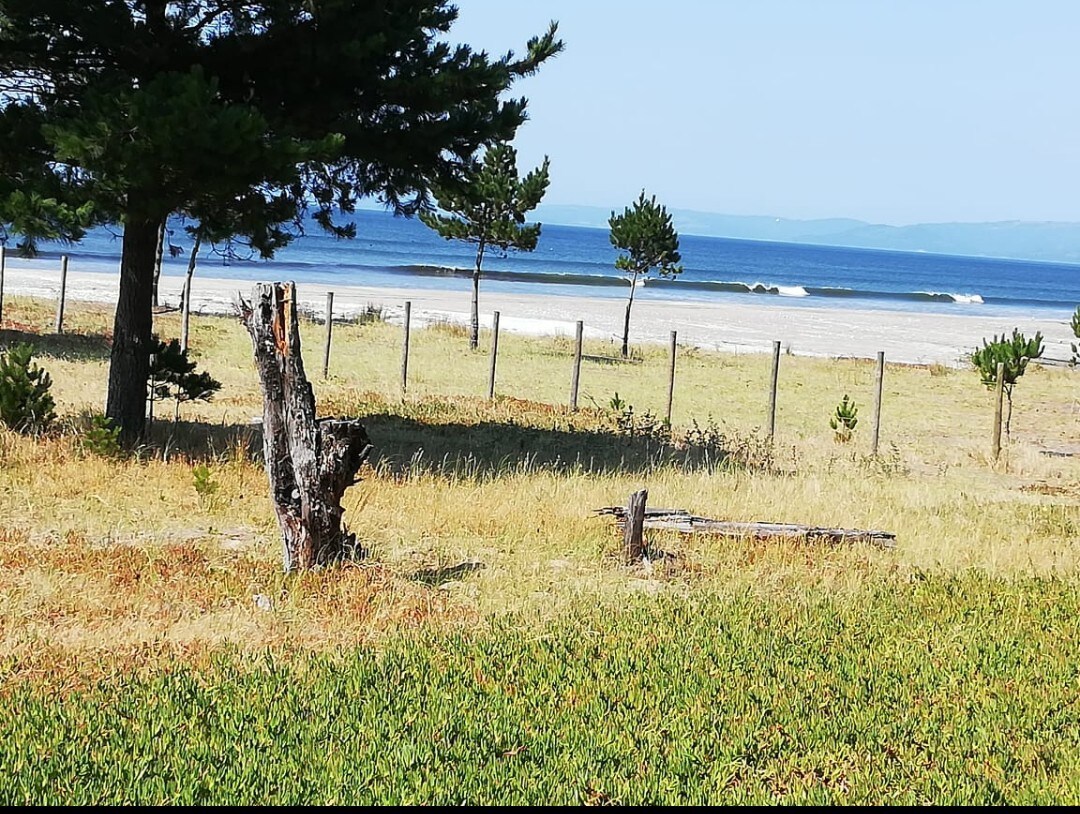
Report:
534,204,1080,265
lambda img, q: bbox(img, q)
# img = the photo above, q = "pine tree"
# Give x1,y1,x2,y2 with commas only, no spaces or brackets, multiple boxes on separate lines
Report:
420,144,550,349
0,343,55,433
971,329,1044,437
0,2,562,442
609,192,683,358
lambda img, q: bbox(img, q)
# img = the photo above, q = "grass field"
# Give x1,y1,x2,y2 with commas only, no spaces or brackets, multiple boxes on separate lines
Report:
1,295,1079,803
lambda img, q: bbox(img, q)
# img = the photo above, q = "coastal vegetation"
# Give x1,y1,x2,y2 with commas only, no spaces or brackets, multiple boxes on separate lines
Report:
420,143,551,350
609,191,683,357
1,295,1079,803
971,329,1045,437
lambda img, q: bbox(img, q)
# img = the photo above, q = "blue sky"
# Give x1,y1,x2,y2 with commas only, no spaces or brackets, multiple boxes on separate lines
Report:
448,0,1080,226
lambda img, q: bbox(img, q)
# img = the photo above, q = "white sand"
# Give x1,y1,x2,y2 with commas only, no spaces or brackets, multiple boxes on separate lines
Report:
1,261,1074,367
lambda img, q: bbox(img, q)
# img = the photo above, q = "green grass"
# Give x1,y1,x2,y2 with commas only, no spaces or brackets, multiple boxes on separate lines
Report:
3,572,1080,805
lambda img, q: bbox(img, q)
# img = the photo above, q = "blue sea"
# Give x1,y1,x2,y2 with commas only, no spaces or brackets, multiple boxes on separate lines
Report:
46,208,1080,319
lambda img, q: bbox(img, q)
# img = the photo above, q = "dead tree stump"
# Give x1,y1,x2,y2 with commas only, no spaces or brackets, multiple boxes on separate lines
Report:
240,282,372,572
624,488,648,563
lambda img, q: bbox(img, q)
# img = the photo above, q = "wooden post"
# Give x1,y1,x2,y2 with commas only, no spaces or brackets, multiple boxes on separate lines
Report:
992,361,1005,460
767,339,781,440
55,255,68,334
240,282,373,572
321,291,334,380
870,351,885,456
624,488,648,563
401,300,412,395
665,330,677,426
570,320,584,410
0,244,5,327
487,310,500,399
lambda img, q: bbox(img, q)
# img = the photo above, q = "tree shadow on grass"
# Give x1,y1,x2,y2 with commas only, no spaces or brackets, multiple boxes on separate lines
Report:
137,417,263,463
116,410,744,477
361,414,707,478
132,415,698,476
410,561,485,586
0,328,112,362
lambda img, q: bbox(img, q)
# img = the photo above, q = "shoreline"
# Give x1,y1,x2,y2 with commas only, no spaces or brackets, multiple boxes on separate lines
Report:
1,264,1074,367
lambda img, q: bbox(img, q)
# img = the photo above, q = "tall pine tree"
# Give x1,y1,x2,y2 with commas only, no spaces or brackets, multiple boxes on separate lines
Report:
0,1,562,441
420,143,550,349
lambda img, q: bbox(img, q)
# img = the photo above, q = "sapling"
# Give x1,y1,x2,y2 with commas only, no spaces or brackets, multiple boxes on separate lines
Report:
829,394,859,443
971,329,1044,438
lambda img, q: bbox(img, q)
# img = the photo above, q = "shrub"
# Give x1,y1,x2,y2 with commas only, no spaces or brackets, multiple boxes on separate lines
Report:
971,329,1044,437
81,413,122,458
681,418,777,474
192,463,219,508
0,343,55,433
829,394,859,443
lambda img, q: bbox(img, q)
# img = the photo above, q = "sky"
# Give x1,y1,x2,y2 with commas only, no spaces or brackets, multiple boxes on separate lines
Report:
446,0,1080,226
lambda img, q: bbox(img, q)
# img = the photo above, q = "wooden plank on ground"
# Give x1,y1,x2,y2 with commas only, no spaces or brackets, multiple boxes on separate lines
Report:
595,506,896,547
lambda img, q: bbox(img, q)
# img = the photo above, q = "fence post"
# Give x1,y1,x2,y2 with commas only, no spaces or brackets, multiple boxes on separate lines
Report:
321,291,334,380
0,244,5,327
767,339,781,440
55,254,68,334
401,300,412,395
570,320,584,410
665,330,677,426
871,350,885,456
488,310,500,399
992,361,1005,460
624,488,648,563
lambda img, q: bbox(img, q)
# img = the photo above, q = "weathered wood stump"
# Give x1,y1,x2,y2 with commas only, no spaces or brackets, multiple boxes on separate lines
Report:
241,282,372,571
624,488,648,563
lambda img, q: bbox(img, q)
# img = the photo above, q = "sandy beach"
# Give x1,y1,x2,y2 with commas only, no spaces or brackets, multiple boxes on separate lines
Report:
1,262,1075,367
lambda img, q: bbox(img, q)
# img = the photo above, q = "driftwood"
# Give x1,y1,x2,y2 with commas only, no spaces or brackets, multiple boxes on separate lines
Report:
241,282,373,571
597,503,896,548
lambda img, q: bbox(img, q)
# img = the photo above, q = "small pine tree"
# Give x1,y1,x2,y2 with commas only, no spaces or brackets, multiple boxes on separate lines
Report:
80,413,121,457
971,328,1044,437
829,394,859,443
609,191,682,358
147,337,222,423
0,343,55,433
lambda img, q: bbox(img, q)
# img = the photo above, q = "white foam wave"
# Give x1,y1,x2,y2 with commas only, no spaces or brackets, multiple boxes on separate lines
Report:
919,291,985,304
951,293,984,305
746,282,809,297
775,284,810,298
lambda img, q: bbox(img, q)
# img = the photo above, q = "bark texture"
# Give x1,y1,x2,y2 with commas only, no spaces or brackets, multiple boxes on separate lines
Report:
241,282,372,571
106,214,160,444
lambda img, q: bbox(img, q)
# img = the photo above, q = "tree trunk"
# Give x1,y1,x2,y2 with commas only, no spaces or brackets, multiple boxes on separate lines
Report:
621,273,638,358
470,239,486,350
180,233,202,353
106,212,160,445
241,282,373,572
152,218,166,308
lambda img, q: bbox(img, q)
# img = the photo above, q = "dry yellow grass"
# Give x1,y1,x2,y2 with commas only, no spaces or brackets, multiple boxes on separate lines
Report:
1,295,1079,680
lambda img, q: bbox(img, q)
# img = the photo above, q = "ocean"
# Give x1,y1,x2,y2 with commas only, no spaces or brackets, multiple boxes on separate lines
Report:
32,208,1080,320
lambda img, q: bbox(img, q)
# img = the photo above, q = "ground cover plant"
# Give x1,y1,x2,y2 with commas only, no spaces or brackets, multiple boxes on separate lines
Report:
1,296,1079,803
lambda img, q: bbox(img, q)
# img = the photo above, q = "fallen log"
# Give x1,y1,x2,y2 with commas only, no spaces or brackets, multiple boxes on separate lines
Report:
596,505,896,548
